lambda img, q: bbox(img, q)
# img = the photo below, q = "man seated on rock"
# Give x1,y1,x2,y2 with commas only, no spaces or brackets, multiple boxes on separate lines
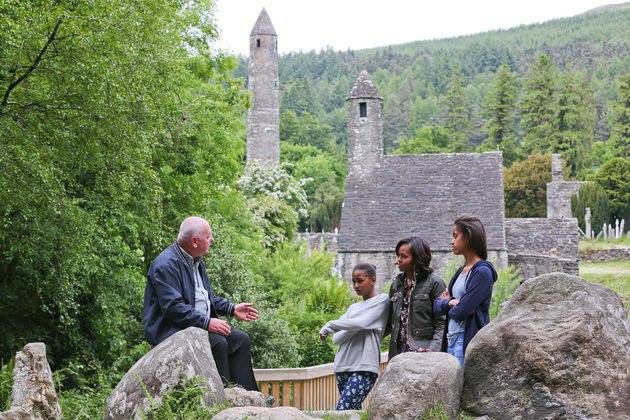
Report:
143,216,259,391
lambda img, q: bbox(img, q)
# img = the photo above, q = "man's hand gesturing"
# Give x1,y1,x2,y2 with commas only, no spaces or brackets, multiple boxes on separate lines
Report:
234,303,259,322
208,318,231,336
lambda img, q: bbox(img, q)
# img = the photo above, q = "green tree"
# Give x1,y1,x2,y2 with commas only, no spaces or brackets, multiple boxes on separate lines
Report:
408,96,440,135
281,77,322,116
609,73,630,158
483,64,520,165
504,154,552,217
280,110,335,151
291,153,345,232
0,0,254,380
442,68,470,149
392,126,453,154
281,142,346,231
590,157,630,222
521,54,558,154
556,71,596,177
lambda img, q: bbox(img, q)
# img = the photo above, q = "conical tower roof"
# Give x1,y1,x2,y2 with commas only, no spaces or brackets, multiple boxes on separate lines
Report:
250,8,277,36
347,70,382,100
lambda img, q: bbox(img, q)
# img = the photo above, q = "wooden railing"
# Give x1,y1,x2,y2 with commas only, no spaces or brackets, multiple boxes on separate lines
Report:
253,352,389,411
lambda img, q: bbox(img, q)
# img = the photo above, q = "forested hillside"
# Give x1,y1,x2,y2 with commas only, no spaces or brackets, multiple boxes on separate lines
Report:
236,5,629,230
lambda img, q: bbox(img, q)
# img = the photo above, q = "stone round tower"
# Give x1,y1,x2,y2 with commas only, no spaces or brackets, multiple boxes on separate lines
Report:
246,8,279,167
346,70,383,178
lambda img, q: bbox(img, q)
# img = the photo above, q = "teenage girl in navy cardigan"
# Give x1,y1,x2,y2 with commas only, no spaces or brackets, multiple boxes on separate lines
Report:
433,216,497,366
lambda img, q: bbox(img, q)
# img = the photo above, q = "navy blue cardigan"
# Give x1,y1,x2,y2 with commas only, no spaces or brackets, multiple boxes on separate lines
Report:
143,243,234,346
433,260,497,352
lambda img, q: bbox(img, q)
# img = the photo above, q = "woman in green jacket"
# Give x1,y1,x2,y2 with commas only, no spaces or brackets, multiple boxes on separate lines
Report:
387,236,447,359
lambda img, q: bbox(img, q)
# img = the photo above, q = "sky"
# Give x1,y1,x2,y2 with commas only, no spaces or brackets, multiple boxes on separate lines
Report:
212,0,624,56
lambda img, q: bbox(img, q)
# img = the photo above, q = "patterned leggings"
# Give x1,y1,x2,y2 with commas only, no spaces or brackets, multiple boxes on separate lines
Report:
335,371,378,410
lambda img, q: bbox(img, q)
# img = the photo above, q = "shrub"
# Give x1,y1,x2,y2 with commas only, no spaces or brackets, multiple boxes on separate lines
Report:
306,279,352,314
240,310,300,369
489,266,523,319
280,306,342,367
504,154,552,217
255,243,339,306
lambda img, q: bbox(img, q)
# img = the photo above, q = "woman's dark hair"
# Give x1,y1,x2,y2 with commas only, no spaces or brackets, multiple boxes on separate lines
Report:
352,263,377,279
454,216,488,260
395,236,433,275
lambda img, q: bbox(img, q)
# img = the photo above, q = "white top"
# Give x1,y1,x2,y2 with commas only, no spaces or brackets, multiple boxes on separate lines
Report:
319,293,389,373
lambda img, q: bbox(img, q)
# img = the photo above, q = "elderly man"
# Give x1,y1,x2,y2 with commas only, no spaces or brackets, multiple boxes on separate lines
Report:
143,216,259,391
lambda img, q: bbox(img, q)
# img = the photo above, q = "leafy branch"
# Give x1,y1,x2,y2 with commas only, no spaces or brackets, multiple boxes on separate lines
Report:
0,18,62,115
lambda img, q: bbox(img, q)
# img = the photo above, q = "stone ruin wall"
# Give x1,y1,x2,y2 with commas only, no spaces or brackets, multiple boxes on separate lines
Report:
505,218,580,279
547,181,583,219
546,154,583,219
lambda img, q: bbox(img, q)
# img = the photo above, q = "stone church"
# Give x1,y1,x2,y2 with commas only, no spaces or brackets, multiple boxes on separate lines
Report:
245,9,580,281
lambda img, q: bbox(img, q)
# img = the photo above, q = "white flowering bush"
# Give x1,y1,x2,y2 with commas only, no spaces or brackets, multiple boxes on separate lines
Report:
238,162,309,248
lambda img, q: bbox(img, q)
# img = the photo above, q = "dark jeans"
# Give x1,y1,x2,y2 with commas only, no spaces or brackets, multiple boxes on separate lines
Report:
208,328,258,391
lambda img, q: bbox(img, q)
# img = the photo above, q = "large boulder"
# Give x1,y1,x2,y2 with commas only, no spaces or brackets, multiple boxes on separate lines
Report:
0,343,61,420
368,352,463,419
224,387,267,407
213,406,314,419
463,272,630,419
105,327,225,419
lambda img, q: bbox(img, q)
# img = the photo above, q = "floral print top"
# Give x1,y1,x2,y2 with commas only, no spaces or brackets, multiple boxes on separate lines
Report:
397,273,416,353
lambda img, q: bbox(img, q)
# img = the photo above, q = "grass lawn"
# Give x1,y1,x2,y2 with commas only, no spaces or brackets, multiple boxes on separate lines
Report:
579,237,630,251
579,259,630,311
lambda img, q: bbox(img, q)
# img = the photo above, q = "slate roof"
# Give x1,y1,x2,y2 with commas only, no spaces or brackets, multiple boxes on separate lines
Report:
347,70,382,100
339,152,506,252
250,8,277,36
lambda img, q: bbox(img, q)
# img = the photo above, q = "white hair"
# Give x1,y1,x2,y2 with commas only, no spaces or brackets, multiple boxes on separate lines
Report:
177,216,210,242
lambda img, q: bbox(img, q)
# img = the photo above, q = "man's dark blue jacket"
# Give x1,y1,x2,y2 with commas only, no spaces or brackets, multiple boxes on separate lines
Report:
143,243,234,346
433,260,497,352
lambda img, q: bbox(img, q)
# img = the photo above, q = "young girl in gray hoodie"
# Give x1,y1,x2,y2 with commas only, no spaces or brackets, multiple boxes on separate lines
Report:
319,263,390,410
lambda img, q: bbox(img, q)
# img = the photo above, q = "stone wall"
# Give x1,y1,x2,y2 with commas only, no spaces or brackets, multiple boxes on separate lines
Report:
505,218,579,279
507,254,579,280
580,247,630,261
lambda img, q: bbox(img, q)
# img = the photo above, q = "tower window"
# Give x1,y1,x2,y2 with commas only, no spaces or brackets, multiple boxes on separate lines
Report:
256,39,261,48
359,102,367,118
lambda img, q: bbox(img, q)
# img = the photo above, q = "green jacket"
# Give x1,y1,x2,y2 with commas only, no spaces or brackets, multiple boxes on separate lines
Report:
387,270,446,359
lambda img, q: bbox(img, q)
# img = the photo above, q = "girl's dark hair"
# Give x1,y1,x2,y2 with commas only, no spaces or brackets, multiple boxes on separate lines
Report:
353,263,377,279
395,236,433,275
454,216,488,260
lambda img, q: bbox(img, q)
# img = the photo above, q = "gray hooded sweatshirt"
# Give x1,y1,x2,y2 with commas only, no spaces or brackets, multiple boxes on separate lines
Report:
319,293,389,374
